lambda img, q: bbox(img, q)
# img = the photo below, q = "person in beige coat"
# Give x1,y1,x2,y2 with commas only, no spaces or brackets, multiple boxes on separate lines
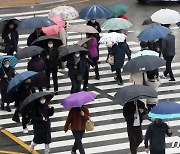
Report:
129,72,147,85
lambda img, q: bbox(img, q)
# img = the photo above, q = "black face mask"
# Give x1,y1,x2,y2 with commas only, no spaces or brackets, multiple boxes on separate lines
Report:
25,82,31,87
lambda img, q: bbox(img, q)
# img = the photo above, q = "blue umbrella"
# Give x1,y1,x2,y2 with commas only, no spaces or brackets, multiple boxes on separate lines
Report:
137,25,171,41
148,102,180,119
79,5,113,19
0,55,18,68
7,71,37,93
17,17,56,30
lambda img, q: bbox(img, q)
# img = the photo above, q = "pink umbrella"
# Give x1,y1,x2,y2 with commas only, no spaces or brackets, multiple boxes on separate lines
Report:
50,16,65,27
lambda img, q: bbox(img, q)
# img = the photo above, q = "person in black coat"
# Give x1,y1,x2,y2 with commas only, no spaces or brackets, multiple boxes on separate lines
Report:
30,97,54,153
0,58,15,111
2,20,19,55
67,52,86,94
14,78,36,133
41,40,59,94
123,100,147,154
27,28,45,46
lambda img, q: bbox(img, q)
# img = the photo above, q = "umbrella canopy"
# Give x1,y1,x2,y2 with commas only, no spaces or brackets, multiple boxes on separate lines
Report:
61,91,96,108
101,18,132,30
151,9,180,24
99,32,126,44
79,5,113,19
148,102,180,119
15,46,43,60
142,17,154,26
19,92,54,113
76,38,92,47
123,55,166,73
67,24,98,33
49,16,65,27
110,3,129,17
31,35,63,47
60,44,88,60
7,71,37,93
114,85,158,104
0,55,18,68
137,26,171,41
48,6,79,21
17,17,56,30
131,50,159,59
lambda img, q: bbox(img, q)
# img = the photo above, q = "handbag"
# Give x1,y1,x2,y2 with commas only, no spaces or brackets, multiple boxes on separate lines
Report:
85,119,94,131
107,54,114,65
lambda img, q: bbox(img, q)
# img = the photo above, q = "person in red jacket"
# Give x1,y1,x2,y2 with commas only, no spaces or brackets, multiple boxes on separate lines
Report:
64,105,90,154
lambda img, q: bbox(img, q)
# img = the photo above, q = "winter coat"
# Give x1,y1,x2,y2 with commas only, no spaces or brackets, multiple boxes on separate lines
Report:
27,30,45,46
27,56,47,88
88,36,98,58
64,106,90,131
67,55,86,79
144,121,172,150
123,100,147,126
31,103,54,144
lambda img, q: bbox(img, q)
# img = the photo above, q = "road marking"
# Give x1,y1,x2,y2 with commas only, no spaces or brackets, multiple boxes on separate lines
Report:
0,150,25,154
0,128,39,154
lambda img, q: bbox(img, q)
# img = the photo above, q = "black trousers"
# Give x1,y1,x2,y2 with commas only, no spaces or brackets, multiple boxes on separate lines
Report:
83,66,89,90
127,125,143,154
21,112,31,129
5,45,16,55
70,77,82,94
46,68,58,92
150,149,165,154
92,57,99,77
72,130,85,154
116,68,122,82
163,55,175,80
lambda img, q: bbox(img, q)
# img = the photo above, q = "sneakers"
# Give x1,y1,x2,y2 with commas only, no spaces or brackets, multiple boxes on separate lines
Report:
117,79,123,85
23,128,28,134
6,106,11,112
169,79,176,83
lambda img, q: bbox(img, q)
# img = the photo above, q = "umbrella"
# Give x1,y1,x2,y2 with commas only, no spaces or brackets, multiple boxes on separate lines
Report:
76,38,92,47
15,46,43,60
110,3,129,17
7,71,37,93
61,91,96,108
19,92,54,113
17,17,56,30
49,16,65,27
123,55,165,73
131,50,159,59
101,18,132,30
99,32,127,44
151,9,180,24
137,26,171,41
48,6,79,21
60,44,88,60
31,35,63,47
114,85,158,104
79,5,113,19
148,102,180,119
142,17,154,26
0,55,18,68
67,24,99,33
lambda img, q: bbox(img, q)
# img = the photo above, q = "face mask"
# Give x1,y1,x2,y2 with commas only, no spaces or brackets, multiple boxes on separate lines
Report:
48,44,53,48
25,82,31,87
75,53,80,57
40,99,46,104
4,64,10,68
91,20,96,23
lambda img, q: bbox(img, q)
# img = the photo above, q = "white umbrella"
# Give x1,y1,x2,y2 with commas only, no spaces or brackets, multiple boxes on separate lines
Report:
99,32,126,44
151,9,180,24
67,24,98,33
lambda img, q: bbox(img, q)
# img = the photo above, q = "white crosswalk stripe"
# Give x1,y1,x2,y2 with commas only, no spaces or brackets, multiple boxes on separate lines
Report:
0,9,180,154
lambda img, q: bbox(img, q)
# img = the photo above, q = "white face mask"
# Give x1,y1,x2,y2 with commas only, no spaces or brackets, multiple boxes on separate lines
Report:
48,44,53,48
75,53,80,57
4,64,10,68
40,99,46,104
91,20,96,23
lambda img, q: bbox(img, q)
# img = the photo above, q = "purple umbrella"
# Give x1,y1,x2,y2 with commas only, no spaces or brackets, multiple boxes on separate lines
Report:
61,91,96,108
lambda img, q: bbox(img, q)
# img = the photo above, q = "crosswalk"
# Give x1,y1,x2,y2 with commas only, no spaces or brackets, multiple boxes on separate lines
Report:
0,8,180,154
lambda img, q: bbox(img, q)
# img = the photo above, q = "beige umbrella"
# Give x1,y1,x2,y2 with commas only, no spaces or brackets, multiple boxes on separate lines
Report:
67,24,99,33
76,38,93,47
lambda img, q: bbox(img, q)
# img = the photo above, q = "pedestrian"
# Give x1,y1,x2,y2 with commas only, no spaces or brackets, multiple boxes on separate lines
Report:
27,28,45,46
0,58,15,112
161,24,176,82
29,97,54,154
64,105,90,154
67,51,86,94
41,40,59,95
123,100,147,154
27,55,47,91
87,33,100,80
14,78,36,133
147,40,161,56
2,20,19,55
144,118,172,154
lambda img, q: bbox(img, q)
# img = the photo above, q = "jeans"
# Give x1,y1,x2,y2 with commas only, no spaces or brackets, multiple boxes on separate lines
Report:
46,68,58,92
150,149,165,154
72,130,85,154
30,141,50,154
70,77,82,94
163,55,175,80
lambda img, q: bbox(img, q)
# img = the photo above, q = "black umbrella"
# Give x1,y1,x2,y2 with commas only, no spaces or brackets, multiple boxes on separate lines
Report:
59,44,88,61
142,17,154,26
15,46,43,60
31,35,63,47
114,85,158,105
123,55,165,73
17,17,55,30
19,92,54,113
